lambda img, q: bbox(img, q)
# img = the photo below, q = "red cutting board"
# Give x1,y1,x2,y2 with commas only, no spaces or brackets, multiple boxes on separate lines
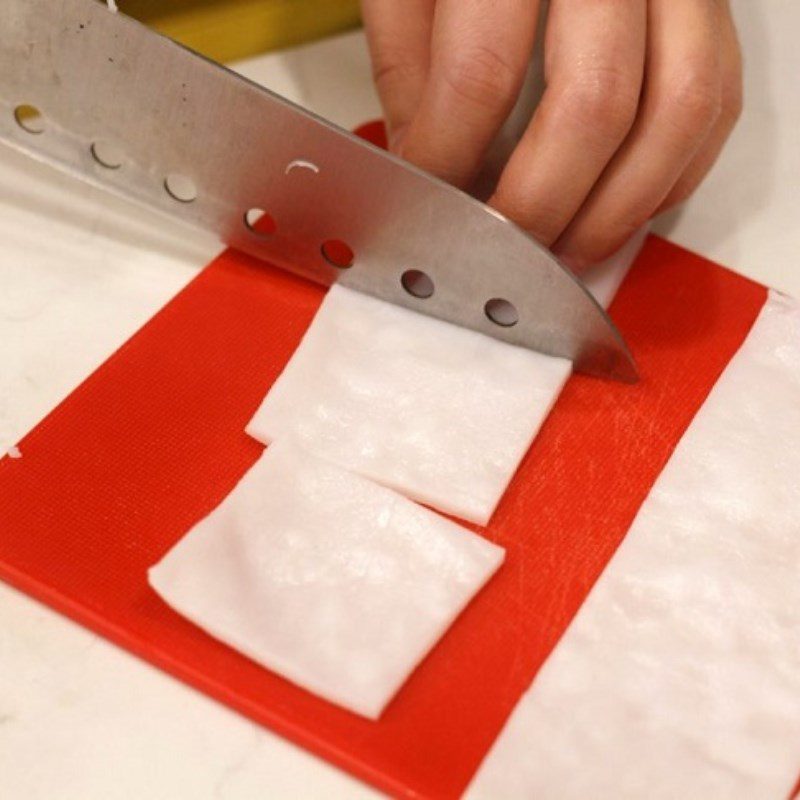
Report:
0,122,768,799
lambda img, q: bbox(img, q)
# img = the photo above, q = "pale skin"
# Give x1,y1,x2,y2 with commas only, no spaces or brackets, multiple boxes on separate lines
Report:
361,0,743,270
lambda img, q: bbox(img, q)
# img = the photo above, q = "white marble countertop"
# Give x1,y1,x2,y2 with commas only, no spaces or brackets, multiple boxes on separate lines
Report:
1,5,798,798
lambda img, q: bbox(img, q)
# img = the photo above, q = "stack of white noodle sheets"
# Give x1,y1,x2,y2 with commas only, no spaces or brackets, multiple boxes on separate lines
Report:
149,237,640,718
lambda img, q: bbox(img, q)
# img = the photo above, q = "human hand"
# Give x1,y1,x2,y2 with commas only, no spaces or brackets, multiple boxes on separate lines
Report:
361,0,742,269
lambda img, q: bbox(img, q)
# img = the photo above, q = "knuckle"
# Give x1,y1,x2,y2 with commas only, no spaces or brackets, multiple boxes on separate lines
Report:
662,66,722,134
439,45,521,110
555,66,639,139
371,50,420,94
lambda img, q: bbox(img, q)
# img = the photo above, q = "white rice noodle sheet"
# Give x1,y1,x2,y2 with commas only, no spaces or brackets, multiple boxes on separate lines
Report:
246,284,570,525
467,291,800,799
149,439,505,720
246,234,645,526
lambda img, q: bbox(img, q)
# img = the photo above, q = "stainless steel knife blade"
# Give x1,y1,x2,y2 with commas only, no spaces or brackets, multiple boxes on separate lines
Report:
0,0,637,381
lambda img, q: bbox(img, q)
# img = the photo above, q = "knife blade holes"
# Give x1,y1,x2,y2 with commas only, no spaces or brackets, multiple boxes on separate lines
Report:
285,159,320,175
485,298,519,327
245,208,277,236
91,140,124,169
164,173,197,203
14,105,45,135
321,240,354,269
401,270,435,299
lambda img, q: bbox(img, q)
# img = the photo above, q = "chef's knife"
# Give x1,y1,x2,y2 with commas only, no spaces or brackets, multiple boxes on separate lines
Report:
0,0,637,381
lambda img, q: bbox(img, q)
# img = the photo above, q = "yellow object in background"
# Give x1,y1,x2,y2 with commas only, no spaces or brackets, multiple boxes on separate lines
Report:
122,0,362,63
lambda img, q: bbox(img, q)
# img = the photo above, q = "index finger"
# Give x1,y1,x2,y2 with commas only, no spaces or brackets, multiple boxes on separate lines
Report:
398,0,540,188
361,0,435,149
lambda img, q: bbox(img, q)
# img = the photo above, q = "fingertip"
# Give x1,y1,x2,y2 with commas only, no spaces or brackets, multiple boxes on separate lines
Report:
489,184,567,249
553,229,635,273
552,246,593,274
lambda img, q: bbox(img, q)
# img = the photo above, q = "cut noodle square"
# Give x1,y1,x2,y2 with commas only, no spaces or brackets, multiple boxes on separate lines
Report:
246,285,571,524
149,439,504,719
